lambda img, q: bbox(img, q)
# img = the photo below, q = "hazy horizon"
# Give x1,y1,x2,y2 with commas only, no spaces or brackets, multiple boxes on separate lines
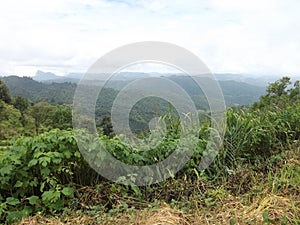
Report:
1,69,299,78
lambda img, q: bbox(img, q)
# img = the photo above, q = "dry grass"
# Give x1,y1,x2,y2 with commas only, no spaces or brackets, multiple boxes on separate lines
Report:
18,214,96,225
200,194,299,224
19,192,299,225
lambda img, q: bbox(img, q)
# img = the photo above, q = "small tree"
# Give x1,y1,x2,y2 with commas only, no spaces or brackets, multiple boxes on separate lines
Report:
253,76,299,109
266,76,291,97
100,116,114,138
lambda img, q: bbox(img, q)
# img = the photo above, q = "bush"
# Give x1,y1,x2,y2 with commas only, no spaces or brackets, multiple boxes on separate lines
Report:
0,129,96,223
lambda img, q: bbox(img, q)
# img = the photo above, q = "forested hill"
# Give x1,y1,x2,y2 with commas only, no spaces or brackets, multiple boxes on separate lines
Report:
0,75,265,106
167,75,266,106
0,76,77,104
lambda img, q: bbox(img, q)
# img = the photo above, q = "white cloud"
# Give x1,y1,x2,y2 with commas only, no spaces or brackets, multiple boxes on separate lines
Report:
0,0,299,76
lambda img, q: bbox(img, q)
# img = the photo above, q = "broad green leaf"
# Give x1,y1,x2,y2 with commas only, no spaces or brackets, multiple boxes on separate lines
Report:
14,180,23,188
39,156,51,167
131,185,141,197
41,167,50,176
52,157,62,164
64,150,71,159
61,187,74,197
42,190,60,203
6,197,20,206
27,195,39,205
6,210,22,223
0,165,13,176
74,151,81,158
21,206,33,216
28,158,38,167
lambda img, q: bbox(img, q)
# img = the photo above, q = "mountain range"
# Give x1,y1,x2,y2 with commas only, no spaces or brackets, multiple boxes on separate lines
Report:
1,73,267,107
32,70,299,87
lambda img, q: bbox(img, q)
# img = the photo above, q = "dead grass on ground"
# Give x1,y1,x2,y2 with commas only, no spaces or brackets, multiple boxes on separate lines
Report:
19,192,299,225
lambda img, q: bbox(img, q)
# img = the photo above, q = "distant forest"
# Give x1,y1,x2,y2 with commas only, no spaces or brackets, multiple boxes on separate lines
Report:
1,75,265,105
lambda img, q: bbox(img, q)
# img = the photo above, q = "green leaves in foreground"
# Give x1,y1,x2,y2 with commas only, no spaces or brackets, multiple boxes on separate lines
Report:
0,129,92,223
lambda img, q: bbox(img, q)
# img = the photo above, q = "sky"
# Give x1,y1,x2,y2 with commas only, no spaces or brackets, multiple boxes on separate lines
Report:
0,0,300,77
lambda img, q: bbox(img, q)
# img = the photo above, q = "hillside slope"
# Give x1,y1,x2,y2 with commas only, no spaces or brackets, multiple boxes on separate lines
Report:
1,75,265,106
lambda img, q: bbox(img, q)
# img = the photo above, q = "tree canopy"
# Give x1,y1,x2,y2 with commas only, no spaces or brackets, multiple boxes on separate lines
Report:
0,80,11,104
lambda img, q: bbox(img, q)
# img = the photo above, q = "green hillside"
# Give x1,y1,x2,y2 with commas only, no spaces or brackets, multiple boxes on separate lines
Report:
0,76,76,104
1,75,265,106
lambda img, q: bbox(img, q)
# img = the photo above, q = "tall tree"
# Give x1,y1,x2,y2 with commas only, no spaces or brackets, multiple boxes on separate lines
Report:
30,102,55,135
289,80,300,102
13,96,29,127
0,80,11,104
51,104,72,130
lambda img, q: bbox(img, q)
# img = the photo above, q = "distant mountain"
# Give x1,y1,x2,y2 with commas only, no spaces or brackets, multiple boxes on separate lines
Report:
65,73,84,80
34,70,62,82
33,70,299,88
214,73,280,87
34,70,81,83
214,73,300,87
32,71,154,83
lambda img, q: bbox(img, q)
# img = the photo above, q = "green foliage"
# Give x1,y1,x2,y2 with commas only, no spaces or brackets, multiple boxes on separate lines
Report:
13,96,29,114
0,97,73,141
267,162,300,193
0,101,23,140
51,104,72,130
289,80,299,101
267,76,291,97
30,102,55,134
0,129,97,223
99,116,114,138
30,102,72,134
13,96,29,127
253,77,299,109
0,80,11,104
203,76,299,177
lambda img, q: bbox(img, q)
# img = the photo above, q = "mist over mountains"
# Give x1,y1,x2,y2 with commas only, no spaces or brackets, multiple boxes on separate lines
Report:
1,70,269,107
32,70,296,87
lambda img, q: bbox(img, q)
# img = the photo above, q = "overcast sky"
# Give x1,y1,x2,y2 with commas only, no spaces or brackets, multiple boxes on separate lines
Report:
1,0,300,77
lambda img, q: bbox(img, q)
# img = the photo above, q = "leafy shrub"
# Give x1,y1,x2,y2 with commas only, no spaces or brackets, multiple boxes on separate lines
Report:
0,129,96,223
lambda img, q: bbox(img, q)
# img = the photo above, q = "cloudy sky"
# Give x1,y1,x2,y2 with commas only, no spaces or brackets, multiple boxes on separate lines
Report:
0,0,300,77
